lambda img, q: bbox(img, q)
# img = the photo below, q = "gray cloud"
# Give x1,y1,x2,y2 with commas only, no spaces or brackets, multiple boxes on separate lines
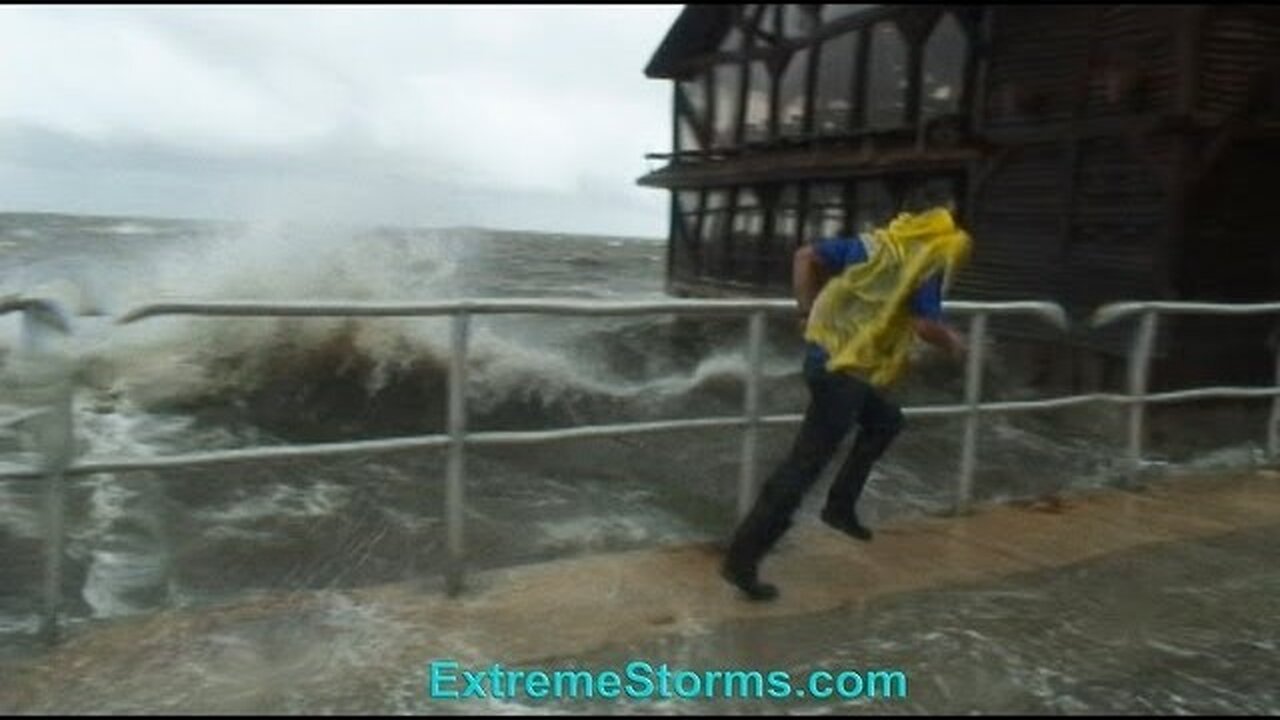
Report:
0,5,681,236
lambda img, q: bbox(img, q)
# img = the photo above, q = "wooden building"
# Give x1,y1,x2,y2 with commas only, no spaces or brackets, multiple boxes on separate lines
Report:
639,4,1280,388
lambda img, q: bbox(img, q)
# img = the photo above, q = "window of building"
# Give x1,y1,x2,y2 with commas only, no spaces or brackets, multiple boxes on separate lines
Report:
676,190,702,249
679,73,709,126
731,188,765,281
821,4,874,25
712,63,743,147
702,188,731,244
722,26,747,52
921,13,968,121
807,182,847,239
815,31,859,135
732,187,765,238
743,3,768,33
854,180,895,230
781,5,819,38
773,184,803,248
676,116,703,153
697,189,732,277
778,47,811,138
759,4,782,42
744,60,772,143
721,9,748,53
768,184,804,285
867,21,908,129
901,177,959,213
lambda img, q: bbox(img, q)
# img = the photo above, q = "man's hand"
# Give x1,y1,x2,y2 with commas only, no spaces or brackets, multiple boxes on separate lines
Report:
913,318,967,361
793,246,829,325
947,329,968,362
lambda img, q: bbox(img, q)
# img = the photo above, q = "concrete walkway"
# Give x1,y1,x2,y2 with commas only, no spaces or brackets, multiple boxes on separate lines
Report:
2,469,1277,713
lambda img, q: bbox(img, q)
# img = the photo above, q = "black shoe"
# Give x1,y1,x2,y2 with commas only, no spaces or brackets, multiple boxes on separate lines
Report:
720,563,780,602
820,508,874,542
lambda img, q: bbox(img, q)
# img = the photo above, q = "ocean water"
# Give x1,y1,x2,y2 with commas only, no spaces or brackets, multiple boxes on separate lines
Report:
0,212,1273,711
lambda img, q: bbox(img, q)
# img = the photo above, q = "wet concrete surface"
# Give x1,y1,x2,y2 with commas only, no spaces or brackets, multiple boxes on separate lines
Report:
1,470,1277,714
544,523,1279,714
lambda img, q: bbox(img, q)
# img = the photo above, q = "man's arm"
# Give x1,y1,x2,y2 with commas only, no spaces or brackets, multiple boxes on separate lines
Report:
913,317,967,360
793,245,830,321
908,272,967,360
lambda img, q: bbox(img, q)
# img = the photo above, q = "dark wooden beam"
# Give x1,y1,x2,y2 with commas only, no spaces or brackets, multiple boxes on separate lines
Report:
898,5,941,140
1174,5,1207,117
803,30,820,137
638,144,981,189
853,26,871,137
660,5,961,82
674,82,713,150
735,57,750,146
1057,7,1106,304
965,7,992,138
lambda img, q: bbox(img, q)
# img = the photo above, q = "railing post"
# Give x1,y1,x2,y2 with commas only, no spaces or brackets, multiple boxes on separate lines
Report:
1269,342,1279,461
22,306,73,645
445,311,469,597
1126,311,1159,485
738,311,766,522
956,312,987,515
39,384,71,646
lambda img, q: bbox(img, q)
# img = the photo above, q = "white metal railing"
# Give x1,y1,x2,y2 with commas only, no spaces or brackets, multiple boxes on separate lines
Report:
3,295,1278,645
1089,301,1280,482
1,295,73,647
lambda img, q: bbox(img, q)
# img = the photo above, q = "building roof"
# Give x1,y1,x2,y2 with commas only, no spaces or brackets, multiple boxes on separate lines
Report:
644,5,735,79
644,4,888,80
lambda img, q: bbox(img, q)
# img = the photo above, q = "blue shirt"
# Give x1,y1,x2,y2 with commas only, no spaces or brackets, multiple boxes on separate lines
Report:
806,235,944,369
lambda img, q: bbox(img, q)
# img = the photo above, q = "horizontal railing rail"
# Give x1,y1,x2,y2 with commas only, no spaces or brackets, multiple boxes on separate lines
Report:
116,297,1069,322
1090,301,1280,483
1092,300,1280,326
3,295,1277,646
1,295,72,339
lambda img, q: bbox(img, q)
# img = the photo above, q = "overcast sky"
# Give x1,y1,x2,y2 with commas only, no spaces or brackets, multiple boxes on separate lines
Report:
0,5,683,237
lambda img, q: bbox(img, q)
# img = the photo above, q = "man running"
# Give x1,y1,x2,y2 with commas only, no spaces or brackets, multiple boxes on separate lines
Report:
722,207,972,601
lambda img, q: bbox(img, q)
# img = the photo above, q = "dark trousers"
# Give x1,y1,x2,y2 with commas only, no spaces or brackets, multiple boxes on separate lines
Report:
725,355,904,574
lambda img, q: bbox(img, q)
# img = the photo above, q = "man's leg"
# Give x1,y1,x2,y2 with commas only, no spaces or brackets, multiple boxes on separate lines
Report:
723,371,859,599
822,381,904,541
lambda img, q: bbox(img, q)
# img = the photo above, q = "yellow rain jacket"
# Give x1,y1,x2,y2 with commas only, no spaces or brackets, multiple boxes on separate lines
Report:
804,208,972,387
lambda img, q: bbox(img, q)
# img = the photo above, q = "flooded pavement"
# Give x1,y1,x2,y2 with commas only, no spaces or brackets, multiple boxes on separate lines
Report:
550,523,1279,715
0,470,1277,714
